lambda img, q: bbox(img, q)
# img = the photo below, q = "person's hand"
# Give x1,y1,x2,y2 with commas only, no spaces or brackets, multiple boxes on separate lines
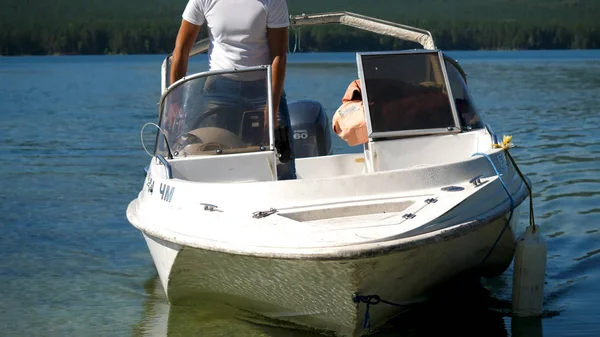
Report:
274,125,292,163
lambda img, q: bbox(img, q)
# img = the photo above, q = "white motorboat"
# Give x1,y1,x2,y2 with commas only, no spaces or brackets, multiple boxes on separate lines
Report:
127,12,531,336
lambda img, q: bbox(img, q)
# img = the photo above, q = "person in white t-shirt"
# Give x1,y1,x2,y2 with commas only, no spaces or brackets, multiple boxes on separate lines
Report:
169,0,296,180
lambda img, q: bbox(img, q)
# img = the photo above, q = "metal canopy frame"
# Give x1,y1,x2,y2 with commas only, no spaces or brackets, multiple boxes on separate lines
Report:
289,12,436,50
160,11,437,93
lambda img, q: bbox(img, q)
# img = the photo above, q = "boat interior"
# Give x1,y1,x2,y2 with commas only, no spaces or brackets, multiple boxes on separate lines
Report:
147,13,501,184
150,49,497,184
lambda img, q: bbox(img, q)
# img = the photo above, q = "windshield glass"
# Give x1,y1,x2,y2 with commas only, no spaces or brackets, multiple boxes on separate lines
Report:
155,68,271,158
359,51,458,136
444,58,485,130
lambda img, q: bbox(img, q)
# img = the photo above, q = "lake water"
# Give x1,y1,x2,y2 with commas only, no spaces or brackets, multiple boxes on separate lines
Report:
1,50,599,336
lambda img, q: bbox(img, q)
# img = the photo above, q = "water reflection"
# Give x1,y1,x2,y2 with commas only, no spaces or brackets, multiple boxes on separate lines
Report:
133,274,544,337
375,276,509,337
133,275,322,337
511,317,543,337
2,52,599,337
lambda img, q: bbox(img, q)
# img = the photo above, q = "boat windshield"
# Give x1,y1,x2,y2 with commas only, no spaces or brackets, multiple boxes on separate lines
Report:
443,57,485,130
357,51,460,138
155,67,272,158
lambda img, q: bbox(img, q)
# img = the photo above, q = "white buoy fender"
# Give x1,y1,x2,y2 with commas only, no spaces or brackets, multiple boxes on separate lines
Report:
512,225,547,316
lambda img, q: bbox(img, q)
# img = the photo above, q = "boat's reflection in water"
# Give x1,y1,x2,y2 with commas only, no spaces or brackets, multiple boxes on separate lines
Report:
511,316,544,337
133,274,543,337
133,275,320,337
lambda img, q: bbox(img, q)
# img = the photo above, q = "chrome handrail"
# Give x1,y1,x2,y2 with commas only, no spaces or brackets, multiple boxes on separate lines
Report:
156,154,173,179
485,123,501,145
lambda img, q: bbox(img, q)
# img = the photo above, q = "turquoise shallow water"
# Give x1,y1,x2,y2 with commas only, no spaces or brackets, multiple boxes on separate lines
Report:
0,50,599,336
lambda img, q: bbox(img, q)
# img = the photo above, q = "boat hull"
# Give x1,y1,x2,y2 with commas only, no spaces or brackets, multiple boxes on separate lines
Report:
141,206,521,336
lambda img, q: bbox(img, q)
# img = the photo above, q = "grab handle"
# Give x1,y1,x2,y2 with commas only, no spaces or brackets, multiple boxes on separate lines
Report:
156,154,173,179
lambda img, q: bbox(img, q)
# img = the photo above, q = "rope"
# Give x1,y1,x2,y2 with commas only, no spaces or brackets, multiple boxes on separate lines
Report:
353,136,537,331
473,134,536,267
471,151,515,267
490,135,536,232
502,149,536,233
472,135,516,267
353,294,407,330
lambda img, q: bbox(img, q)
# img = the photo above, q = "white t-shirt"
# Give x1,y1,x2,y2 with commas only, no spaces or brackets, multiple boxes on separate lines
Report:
182,0,289,72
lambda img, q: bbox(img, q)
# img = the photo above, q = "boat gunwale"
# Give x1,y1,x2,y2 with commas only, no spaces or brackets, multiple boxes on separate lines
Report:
126,177,528,261
150,132,502,188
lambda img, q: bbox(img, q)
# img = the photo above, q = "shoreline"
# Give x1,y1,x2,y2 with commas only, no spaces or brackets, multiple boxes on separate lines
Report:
2,48,600,58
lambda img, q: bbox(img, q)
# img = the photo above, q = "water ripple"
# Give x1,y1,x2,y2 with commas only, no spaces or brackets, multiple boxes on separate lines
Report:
1,52,599,336
574,249,600,262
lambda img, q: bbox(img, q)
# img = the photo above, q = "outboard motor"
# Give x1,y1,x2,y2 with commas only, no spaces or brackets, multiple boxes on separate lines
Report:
287,100,332,158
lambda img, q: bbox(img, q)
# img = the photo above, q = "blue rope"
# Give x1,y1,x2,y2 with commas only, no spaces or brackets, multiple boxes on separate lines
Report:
354,151,517,331
353,294,406,330
472,151,515,267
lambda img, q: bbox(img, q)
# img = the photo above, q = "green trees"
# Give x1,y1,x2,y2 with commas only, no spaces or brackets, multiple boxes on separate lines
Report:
1,0,599,55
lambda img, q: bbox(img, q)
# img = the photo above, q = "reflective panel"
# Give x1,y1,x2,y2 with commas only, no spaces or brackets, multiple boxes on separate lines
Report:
358,51,458,136
444,57,485,130
155,69,271,158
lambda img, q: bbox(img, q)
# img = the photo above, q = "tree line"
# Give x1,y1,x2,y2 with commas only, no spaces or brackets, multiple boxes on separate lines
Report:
1,20,599,56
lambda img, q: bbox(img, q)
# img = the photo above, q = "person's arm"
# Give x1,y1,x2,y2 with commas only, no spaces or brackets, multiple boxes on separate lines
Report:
166,19,200,127
266,26,288,127
170,19,201,85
